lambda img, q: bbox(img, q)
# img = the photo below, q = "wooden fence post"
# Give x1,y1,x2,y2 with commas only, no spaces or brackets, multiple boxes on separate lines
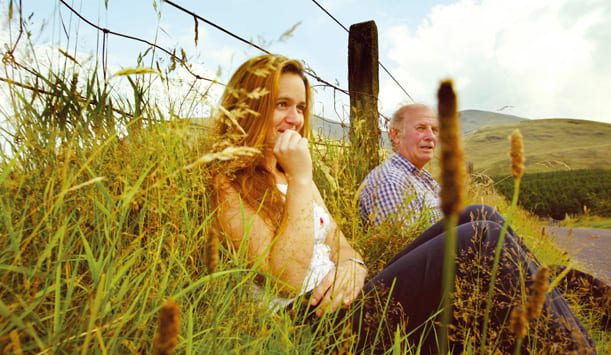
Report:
348,20,380,179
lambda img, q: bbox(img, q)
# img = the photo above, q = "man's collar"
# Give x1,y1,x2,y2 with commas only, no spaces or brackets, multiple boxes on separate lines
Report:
390,153,423,174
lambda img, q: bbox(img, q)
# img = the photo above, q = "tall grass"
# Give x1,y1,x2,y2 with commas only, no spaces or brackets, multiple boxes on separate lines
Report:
1,11,608,355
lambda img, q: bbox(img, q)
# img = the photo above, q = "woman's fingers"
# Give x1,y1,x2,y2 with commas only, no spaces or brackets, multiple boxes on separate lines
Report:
274,130,291,153
328,290,346,313
343,277,364,307
310,272,334,307
274,130,303,156
311,265,366,316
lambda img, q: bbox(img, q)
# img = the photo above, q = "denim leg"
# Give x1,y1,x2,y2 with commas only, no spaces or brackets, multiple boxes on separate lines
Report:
386,204,521,266
353,220,594,354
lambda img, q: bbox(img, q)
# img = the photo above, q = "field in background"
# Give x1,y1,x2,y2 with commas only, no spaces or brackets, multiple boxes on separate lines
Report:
463,118,611,176
493,169,611,220
562,215,611,229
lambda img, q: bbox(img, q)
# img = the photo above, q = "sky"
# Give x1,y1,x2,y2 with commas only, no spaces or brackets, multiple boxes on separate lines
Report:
2,0,611,124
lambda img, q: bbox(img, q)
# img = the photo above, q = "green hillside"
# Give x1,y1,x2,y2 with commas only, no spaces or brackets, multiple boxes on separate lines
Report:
464,118,611,176
311,109,526,148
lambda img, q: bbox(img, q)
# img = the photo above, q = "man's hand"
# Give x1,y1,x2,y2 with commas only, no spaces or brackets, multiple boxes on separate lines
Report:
309,260,367,316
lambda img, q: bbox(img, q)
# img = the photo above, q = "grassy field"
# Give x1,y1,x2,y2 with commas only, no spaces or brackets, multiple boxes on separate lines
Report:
463,119,611,176
1,65,609,354
1,13,609,353
561,215,611,229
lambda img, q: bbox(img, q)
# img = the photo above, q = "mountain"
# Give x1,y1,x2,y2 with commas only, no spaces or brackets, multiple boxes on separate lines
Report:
311,114,350,141
311,109,527,146
463,118,611,176
312,112,611,176
311,114,392,148
459,109,527,134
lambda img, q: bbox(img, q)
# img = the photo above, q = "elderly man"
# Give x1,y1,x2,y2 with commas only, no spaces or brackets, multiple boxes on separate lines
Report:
355,104,598,353
359,103,442,228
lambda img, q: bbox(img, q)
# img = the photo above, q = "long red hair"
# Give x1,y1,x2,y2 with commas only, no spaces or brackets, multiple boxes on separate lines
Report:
213,54,312,229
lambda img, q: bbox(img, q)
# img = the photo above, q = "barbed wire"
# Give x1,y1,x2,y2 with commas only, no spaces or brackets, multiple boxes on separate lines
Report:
0,74,148,120
160,0,353,97
8,1,392,124
310,0,415,103
0,74,356,144
58,0,222,86
160,0,389,122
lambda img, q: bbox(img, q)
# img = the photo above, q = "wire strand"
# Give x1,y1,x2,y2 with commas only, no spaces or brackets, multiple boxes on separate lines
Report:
58,0,221,85
160,0,352,96
55,0,389,123
311,0,414,102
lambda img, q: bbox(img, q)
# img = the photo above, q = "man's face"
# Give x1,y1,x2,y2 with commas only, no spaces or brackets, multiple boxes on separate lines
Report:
391,106,439,170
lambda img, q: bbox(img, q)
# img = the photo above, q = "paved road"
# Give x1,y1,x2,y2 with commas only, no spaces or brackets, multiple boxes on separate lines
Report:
546,227,611,284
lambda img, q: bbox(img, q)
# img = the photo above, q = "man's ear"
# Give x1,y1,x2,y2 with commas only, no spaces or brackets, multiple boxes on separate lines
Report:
389,128,399,145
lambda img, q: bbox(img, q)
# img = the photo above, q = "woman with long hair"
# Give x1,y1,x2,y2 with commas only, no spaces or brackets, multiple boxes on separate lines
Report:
212,54,596,353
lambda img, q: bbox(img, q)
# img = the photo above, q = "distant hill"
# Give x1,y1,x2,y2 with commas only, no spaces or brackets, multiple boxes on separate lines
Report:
459,110,527,134
311,114,350,141
311,114,392,148
312,113,611,177
311,109,527,147
463,118,611,176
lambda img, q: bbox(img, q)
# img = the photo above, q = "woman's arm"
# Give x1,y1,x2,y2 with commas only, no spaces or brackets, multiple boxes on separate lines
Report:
309,185,367,314
311,184,364,264
216,131,316,295
216,185,314,295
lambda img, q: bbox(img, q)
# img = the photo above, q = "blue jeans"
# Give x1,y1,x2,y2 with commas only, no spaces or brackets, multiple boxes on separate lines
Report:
356,205,594,353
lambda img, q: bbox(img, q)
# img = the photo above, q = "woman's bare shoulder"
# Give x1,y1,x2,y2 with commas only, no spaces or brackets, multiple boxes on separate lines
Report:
212,175,239,198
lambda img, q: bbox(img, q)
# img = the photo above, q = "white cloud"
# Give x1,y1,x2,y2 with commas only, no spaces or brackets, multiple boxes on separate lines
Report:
380,0,611,123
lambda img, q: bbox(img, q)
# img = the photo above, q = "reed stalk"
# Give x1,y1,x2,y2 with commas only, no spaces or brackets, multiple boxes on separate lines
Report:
480,129,524,354
437,80,465,354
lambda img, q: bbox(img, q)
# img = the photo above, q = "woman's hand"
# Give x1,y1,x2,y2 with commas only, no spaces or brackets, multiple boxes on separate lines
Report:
273,130,312,183
309,260,367,316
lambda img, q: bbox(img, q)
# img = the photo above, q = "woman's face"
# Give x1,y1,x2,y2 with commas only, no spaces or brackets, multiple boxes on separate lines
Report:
271,73,306,143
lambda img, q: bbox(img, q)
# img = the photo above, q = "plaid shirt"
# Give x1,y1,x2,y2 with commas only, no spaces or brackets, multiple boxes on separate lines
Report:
358,153,443,228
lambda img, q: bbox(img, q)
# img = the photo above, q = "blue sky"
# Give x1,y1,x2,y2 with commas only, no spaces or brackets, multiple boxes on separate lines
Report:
3,0,611,123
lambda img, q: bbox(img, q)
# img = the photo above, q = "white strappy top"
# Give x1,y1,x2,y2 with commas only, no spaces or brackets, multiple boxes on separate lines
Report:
251,183,336,311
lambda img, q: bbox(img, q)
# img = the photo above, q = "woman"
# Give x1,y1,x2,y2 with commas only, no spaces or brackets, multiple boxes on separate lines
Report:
212,54,595,353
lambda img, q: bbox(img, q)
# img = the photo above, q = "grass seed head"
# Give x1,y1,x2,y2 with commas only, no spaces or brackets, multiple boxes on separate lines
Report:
509,129,525,180
527,266,549,321
437,79,465,216
153,299,181,355
510,304,528,339
205,230,220,273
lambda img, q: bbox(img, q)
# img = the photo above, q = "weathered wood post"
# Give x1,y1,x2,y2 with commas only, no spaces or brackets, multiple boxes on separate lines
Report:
348,20,380,180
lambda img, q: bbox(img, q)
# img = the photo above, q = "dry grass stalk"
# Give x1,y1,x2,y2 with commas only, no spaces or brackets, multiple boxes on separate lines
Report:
527,266,549,321
437,80,465,216
509,129,524,180
153,299,181,355
184,146,260,170
436,79,465,355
